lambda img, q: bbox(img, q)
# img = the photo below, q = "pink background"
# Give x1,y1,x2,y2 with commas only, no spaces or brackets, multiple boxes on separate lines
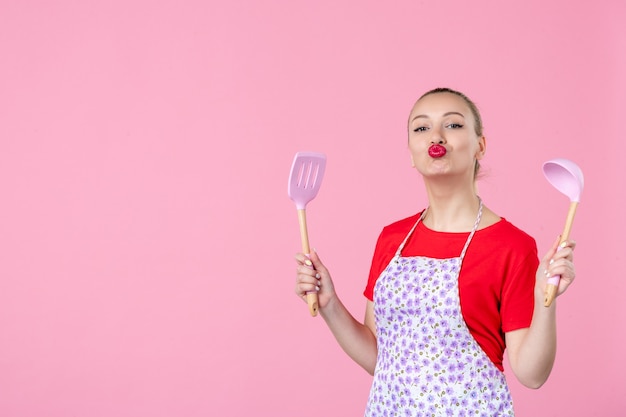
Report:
1,1,624,416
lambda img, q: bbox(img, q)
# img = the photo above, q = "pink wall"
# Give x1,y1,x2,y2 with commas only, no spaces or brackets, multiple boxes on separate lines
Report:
1,1,624,416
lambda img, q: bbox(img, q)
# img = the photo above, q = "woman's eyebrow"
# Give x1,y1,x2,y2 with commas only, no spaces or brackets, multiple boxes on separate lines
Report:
443,111,465,118
410,111,465,123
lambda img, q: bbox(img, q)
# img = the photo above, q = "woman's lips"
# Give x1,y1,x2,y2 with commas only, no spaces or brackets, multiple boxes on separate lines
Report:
428,144,447,158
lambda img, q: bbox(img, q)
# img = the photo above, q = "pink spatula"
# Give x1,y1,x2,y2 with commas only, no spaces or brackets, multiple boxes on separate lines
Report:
542,158,584,307
288,152,327,316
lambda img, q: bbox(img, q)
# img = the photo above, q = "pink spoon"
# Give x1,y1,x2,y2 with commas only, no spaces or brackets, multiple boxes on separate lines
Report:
542,158,584,307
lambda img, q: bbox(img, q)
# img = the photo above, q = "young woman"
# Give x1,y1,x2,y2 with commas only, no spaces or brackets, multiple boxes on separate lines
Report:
294,88,576,416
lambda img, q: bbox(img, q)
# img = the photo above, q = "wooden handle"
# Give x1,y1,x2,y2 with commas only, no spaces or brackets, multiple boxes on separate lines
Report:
544,201,578,307
298,209,318,317
298,209,310,254
306,292,319,316
543,284,559,308
560,201,578,244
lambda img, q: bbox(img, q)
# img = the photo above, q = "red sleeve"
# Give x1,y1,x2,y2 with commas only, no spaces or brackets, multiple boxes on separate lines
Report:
455,220,539,370
501,249,539,332
363,231,393,301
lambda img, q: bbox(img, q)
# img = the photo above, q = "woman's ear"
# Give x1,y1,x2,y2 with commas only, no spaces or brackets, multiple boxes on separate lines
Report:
476,135,487,160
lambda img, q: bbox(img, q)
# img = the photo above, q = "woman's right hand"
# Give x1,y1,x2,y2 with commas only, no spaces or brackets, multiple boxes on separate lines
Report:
294,249,336,311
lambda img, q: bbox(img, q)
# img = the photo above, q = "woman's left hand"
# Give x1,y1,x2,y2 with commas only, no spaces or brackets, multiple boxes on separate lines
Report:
536,235,577,298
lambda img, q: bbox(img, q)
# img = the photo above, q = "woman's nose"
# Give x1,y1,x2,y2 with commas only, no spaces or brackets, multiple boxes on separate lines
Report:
430,128,446,144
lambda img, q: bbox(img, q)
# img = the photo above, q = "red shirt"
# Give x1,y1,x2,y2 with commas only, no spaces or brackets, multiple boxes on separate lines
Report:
364,212,539,371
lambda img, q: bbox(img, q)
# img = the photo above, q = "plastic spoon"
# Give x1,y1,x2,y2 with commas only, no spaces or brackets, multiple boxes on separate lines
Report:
288,152,327,316
542,158,584,307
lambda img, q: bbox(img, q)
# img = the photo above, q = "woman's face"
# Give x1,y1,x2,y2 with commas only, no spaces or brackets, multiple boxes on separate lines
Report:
407,92,485,180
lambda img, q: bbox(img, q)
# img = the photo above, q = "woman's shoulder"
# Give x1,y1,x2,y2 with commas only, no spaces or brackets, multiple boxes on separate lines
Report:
483,217,538,251
373,211,425,247
381,211,424,235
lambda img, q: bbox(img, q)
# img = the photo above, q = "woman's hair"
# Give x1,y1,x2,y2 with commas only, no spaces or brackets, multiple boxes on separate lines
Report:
412,87,484,178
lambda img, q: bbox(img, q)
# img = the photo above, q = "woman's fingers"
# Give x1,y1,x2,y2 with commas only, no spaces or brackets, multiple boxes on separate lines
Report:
294,253,311,266
294,252,321,299
294,249,336,309
547,239,575,275
546,259,575,281
539,237,576,299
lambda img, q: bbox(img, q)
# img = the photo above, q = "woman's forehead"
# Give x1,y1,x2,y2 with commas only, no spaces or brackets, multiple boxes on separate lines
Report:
410,92,471,117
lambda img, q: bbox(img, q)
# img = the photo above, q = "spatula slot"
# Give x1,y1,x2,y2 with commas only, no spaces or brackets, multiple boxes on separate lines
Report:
296,161,321,189
288,152,326,210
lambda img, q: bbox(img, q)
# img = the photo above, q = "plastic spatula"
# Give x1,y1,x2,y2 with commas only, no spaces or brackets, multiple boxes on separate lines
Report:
288,152,327,316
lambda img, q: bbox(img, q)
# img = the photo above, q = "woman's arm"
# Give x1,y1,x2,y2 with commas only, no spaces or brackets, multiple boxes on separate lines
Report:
321,298,378,375
295,250,378,374
506,236,576,388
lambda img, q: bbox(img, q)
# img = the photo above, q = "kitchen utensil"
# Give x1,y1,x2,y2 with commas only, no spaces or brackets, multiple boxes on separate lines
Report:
288,152,327,316
542,158,584,307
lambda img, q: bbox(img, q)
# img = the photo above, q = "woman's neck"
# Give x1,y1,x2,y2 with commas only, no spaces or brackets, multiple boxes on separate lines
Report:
421,183,482,232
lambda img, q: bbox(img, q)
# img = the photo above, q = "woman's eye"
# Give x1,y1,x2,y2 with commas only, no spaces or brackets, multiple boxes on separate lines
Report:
446,123,464,129
413,126,428,132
